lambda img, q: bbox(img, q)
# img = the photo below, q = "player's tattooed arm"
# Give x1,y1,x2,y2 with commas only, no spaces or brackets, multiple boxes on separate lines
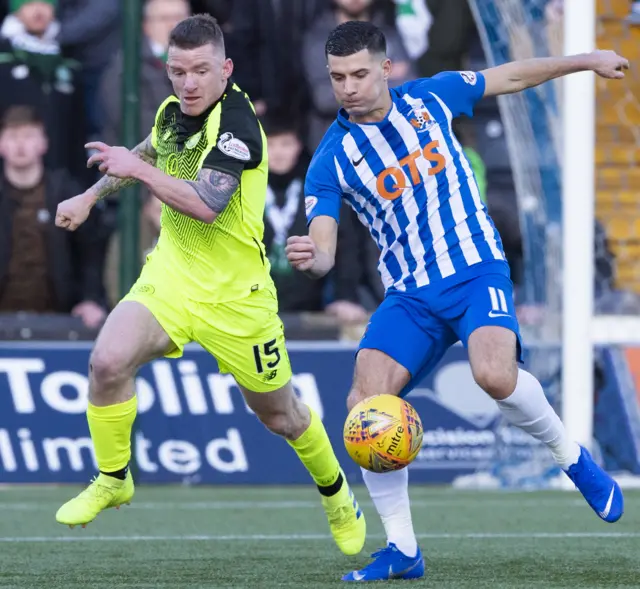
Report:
185,169,239,215
91,134,157,200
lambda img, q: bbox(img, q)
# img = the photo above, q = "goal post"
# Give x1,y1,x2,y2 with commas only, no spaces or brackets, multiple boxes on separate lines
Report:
561,0,596,448
464,0,640,489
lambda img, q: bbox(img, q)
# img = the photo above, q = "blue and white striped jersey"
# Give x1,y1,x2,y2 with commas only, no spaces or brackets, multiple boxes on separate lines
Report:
305,70,508,292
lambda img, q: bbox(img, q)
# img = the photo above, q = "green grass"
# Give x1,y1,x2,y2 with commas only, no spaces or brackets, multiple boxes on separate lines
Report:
0,486,639,588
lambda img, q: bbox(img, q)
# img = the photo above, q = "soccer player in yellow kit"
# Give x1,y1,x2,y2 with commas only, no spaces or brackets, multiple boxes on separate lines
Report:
54,14,365,555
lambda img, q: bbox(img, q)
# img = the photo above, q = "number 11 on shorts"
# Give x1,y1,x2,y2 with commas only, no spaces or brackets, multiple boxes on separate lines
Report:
252,339,281,373
488,286,510,318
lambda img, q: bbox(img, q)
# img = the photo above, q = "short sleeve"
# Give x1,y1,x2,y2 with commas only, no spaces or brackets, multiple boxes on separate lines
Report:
202,90,263,179
305,150,343,226
408,71,485,118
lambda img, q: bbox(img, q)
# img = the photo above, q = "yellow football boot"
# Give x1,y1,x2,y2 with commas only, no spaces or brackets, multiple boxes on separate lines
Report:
321,473,367,555
56,473,134,527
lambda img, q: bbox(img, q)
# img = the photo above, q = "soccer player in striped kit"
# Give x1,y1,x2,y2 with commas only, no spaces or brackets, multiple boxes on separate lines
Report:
286,20,629,582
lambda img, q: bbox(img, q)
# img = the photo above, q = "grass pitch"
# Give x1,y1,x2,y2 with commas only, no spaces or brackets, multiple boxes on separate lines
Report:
0,485,638,588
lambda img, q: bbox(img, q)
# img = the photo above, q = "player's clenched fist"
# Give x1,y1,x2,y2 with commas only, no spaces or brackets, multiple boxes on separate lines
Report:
55,192,96,231
285,235,316,272
588,49,630,79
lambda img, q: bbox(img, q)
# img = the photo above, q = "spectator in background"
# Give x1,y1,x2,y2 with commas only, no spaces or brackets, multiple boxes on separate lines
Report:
57,0,121,141
302,0,415,151
0,106,108,328
0,0,88,184
417,0,474,77
100,0,190,147
262,117,368,323
226,0,327,122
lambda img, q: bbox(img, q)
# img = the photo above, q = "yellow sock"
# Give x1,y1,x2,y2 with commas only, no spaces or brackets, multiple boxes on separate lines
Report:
288,406,341,488
87,396,137,473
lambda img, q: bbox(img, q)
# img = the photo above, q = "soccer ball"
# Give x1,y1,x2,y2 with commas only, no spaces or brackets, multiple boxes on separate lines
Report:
343,394,423,473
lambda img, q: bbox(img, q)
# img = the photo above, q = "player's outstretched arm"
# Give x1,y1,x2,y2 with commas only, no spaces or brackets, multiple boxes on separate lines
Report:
482,49,629,97
286,216,338,279
55,136,158,231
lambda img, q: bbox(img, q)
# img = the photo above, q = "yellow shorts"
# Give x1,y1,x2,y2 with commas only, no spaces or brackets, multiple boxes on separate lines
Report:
122,265,292,393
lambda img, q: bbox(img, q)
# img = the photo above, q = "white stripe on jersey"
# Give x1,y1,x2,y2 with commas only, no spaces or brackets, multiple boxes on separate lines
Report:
423,93,482,267
431,92,505,262
357,105,430,288
342,125,417,290
333,153,395,289
396,95,455,279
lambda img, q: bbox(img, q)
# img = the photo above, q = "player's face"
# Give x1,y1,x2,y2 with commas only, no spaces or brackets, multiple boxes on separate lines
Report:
328,50,392,118
267,132,302,175
167,43,233,116
0,124,48,168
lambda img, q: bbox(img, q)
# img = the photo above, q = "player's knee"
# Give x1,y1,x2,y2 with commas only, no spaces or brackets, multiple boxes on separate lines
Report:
89,346,134,391
473,364,517,400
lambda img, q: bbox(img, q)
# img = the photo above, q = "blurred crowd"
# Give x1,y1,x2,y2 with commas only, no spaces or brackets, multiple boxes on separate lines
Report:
0,0,631,334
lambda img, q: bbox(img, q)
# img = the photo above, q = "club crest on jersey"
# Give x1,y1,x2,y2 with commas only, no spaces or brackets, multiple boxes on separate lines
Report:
409,108,434,133
217,132,251,161
185,131,202,150
460,71,477,85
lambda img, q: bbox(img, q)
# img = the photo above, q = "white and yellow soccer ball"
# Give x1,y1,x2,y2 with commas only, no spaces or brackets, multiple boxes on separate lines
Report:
343,394,423,473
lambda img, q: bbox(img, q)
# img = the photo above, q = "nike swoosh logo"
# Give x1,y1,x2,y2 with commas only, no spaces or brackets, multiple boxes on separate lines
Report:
352,155,365,166
488,311,510,318
599,485,616,519
352,571,365,581
389,558,422,580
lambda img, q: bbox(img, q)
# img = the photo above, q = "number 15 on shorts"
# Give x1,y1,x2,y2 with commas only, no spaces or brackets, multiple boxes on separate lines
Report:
253,339,281,374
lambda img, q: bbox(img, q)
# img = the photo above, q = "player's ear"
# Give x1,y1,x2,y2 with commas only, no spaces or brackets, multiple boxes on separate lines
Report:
222,58,233,81
383,58,392,81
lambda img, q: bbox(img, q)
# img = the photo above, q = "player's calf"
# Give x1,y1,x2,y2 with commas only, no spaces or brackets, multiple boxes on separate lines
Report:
251,393,310,441
241,382,366,555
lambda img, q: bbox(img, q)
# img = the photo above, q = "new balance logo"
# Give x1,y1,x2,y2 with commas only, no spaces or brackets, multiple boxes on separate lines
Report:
488,287,510,318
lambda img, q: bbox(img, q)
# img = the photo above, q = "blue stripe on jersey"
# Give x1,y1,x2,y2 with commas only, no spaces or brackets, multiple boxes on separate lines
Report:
334,146,405,282
376,98,438,283
348,124,418,290
428,96,496,263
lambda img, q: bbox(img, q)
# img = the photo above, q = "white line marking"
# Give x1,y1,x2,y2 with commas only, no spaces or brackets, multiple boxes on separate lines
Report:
0,499,588,511
1,532,639,543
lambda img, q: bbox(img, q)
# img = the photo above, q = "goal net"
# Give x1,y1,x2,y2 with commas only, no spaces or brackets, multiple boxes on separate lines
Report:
458,0,640,489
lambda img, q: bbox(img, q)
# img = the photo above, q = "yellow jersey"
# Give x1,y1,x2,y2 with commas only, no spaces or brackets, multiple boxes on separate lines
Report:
149,83,273,303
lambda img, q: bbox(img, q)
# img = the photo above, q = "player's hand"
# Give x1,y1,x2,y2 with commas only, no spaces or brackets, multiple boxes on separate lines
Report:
285,235,317,272
589,50,629,79
55,191,96,231
86,141,142,178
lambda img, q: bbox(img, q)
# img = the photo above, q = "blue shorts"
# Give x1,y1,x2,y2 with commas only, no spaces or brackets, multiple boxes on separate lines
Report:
358,266,524,397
